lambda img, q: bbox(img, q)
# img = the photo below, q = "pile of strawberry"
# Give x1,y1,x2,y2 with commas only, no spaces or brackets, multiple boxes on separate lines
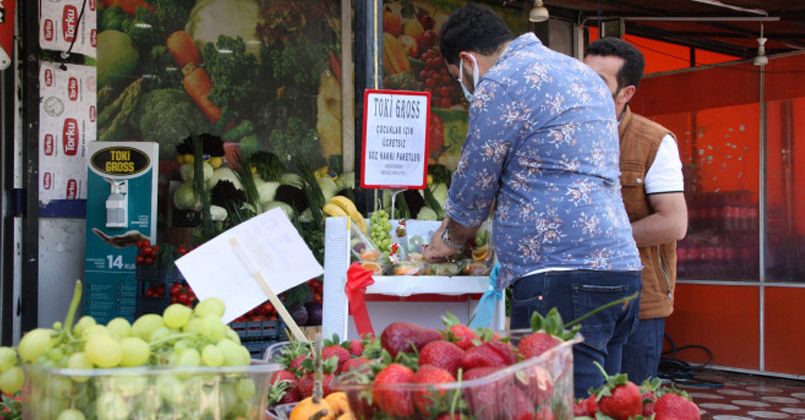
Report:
269,311,579,419
233,300,280,323
574,370,701,420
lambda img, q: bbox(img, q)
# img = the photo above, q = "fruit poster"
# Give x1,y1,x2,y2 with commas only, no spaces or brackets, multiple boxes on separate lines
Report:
95,0,344,172
39,0,98,58
381,0,529,169
38,62,97,203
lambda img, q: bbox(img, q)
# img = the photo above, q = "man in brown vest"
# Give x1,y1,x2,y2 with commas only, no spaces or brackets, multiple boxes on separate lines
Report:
584,38,688,383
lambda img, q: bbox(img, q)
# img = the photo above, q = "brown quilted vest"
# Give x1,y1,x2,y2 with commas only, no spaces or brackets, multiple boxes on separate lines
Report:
618,107,678,320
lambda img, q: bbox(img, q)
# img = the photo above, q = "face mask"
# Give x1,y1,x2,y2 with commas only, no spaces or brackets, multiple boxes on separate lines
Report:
458,54,480,102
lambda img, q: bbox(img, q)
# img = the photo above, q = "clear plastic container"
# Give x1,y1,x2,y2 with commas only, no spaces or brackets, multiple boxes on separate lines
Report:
22,362,281,420
333,332,582,420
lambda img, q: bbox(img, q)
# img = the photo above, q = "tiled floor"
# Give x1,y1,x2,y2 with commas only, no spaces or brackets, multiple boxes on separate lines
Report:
673,369,805,419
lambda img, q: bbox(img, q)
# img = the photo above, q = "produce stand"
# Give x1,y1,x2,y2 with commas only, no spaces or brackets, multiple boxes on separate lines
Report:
321,216,505,339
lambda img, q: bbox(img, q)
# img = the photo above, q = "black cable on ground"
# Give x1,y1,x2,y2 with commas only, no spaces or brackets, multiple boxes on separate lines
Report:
658,333,724,389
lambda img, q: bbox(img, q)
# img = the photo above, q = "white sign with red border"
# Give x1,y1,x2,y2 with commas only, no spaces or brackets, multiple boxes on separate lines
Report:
361,89,430,190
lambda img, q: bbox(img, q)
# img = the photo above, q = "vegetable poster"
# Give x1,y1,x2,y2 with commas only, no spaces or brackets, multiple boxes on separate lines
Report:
381,0,529,170
38,62,97,203
95,0,343,171
39,0,98,58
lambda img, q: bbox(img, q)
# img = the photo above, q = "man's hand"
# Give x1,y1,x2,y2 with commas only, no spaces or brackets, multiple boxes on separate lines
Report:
424,219,463,262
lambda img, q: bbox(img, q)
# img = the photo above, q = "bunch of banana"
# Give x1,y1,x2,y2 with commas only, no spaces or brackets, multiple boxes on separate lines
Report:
322,196,368,234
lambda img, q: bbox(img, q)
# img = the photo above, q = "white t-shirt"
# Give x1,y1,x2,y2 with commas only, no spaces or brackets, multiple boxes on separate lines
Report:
645,134,684,194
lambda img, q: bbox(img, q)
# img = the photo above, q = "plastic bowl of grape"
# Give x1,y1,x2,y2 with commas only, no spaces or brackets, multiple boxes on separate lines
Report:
23,363,280,420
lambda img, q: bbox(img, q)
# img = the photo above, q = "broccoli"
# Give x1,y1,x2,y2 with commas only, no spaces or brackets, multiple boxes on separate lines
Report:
122,0,194,53
142,45,183,89
203,36,260,112
268,36,330,90
268,117,324,169
249,152,285,182
134,89,210,158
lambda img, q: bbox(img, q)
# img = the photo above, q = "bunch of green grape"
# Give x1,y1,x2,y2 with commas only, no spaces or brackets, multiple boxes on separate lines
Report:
0,346,23,395
370,210,393,255
13,281,264,420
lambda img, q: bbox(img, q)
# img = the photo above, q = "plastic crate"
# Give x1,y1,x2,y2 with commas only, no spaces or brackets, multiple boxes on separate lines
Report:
135,264,186,316
231,320,288,358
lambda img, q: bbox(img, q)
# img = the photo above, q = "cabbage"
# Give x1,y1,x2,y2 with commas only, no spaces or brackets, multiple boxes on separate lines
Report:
211,167,242,190
335,172,355,191
280,173,305,189
431,183,449,207
209,205,228,221
318,177,339,202
179,162,214,188
173,183,200,211
257,182,280,206
417,207,438,221
262,201,295,219
185,0,262,59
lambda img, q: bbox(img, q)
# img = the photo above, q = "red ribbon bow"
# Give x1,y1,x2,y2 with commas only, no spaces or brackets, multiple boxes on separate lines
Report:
346,262,376,337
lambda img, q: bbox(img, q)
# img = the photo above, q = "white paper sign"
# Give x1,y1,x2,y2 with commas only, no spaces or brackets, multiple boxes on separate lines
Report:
39,62,97,203
176,209,324,324
361,89,430,190
39,0,97,58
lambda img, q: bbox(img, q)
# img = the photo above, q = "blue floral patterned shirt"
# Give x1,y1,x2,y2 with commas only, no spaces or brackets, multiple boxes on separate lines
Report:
444,33,642,288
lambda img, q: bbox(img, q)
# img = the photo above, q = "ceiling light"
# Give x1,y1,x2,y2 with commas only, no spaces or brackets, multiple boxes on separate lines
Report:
529,0,549,23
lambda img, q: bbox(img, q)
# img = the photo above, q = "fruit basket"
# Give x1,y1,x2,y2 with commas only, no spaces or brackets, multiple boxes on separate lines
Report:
22,363,280,420
332,332,581,420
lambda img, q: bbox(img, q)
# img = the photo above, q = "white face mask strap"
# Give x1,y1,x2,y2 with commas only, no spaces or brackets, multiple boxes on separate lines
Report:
458,53,479,90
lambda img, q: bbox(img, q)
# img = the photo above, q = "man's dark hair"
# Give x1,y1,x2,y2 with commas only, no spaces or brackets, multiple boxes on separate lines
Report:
584,37,645,90
439,3,514,66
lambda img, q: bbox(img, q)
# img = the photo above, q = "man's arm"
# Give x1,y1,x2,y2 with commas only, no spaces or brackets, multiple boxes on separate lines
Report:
631,192,688,247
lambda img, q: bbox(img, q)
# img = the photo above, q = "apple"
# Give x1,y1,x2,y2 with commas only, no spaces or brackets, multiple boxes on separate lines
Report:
419,30,439,54
398,35,420,59
384,6,402,36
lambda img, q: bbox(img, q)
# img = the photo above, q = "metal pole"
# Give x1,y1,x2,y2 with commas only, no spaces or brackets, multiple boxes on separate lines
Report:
758,63,766,371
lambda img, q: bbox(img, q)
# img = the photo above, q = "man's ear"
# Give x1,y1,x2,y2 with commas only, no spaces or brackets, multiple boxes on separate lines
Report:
619,85,637,104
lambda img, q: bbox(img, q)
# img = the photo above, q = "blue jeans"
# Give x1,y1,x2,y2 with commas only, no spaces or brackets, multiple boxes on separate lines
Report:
510,270,642,398
621,317,666,384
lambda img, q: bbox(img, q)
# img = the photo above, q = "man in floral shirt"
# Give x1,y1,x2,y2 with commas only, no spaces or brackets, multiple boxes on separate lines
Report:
423,3,643,396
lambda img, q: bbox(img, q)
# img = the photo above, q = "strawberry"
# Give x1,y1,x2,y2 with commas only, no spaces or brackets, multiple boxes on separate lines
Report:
341,357,371,373
322,345,351,373
516,365,553,406
653,392,701,420
502,386,536,420
642,390,657,417
518,331,561,359
596,380,642,420
586,394,598,415
463,367,506,419
460,340,516,370
268,370,300,405
289,354,309,374
296,372,335,398
381,322,442,357
372,363,416,417
412,365,455,415
348,339,364,356
442,313,477,350
536,404,554,420
573,398,590,416
436,415,465,420
419,340,464,376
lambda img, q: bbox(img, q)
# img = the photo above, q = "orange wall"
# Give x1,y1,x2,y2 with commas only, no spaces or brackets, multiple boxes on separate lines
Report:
764,287,805,375
665,284,760,370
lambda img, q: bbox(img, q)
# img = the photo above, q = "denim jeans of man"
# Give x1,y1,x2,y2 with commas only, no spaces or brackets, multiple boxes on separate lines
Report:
510,270,642,398
621,317,665,384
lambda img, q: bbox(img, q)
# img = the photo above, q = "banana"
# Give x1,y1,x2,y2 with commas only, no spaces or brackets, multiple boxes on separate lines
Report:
323,203,348,218
329,196,368,234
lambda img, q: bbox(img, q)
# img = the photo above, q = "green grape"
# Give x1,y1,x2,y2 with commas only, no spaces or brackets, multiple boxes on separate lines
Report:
85,334,122,368
149,327,172,343
195,298,225,318
177,348,201,367
119,337,150,367
201,345,223,367
235,378,256,400
18,328,55,362
156,375,186,405
174,339,192,352
46,346,65,363
67,352,93,383
132,314,165,340
52,321,63,331
163,304,193,329
182,317,203,334
0,347,17,372
46,375,73,399
72,316,96,336
108,374,147,396
81,324,110,339
221,383,237,413
239,347,252,365
201,314,226,342
217,339,246,367
38,397,70,419
96,391,130,420
106,318,132,339
0,366,24,394
57,408,87,420
225,327,241,344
